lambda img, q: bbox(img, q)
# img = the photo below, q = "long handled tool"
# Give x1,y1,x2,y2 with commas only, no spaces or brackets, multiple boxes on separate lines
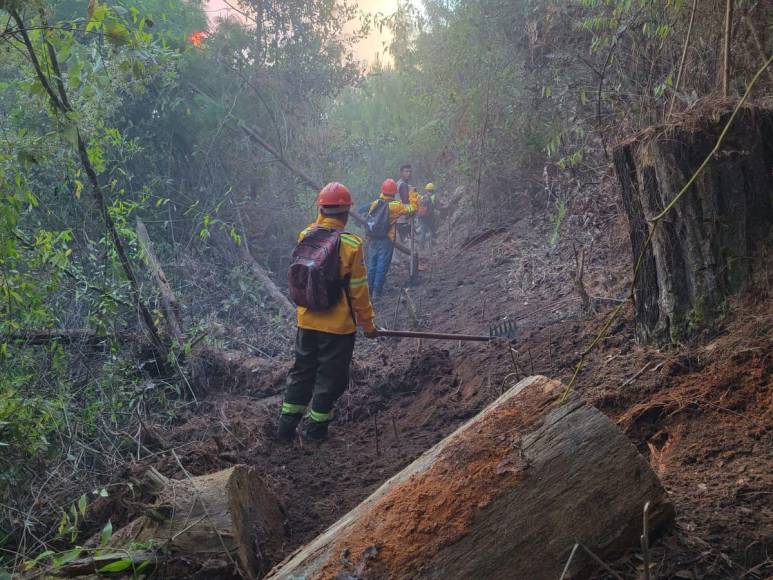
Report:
409,213,418,285
377,320,517,342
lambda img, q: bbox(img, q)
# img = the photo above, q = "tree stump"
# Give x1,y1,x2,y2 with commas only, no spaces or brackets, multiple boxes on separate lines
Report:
111,465,286,578
614,106,773,343
266,376,674,580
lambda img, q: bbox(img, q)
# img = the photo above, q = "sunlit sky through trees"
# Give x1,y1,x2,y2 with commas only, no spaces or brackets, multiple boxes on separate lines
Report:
204,0,403,65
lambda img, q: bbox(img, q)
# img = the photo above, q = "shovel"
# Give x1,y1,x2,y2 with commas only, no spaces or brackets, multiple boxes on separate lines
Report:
376,320,517,342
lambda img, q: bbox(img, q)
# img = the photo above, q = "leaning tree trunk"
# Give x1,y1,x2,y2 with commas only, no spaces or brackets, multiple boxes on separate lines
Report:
107,465,286,579
614,106,773,344
266,376,674,580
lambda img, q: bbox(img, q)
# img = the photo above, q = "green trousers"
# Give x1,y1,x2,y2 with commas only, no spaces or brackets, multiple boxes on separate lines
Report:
281,328,356,423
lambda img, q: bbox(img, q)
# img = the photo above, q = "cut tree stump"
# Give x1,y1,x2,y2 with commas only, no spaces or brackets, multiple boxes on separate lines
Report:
110,465,286,578
614,106,773,344
266,376,674,580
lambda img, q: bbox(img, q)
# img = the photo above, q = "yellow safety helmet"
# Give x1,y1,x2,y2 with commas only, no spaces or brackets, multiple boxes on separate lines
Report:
424,182,435,191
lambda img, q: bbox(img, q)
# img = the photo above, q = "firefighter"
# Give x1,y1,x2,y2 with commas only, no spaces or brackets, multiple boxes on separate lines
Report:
395,164,414,242
278,182,379,443
418,182,439,248
364,178,419,299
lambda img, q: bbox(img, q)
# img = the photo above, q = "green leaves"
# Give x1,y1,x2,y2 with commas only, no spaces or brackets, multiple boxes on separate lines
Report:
86,3,109,32
98,558,133,573
99,521,113,546
105,21,131,47
52,548,83,567
77,494,88,516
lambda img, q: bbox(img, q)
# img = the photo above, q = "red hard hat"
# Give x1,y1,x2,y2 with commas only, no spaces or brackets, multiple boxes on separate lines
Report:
317,182,353,207
381,178,398,196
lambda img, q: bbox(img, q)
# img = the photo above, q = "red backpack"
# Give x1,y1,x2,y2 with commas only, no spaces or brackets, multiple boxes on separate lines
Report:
288,227,344,311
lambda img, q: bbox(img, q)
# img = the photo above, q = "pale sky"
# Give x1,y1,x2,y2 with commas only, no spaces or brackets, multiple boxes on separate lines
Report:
203,0,400,65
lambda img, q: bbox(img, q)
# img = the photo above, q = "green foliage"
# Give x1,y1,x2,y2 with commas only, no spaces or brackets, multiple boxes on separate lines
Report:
320,1,544,214
548,198,569,249
0,0,369,562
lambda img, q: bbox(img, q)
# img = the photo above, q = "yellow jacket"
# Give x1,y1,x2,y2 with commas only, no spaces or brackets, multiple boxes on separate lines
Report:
368,192,419,241
296,214,376,335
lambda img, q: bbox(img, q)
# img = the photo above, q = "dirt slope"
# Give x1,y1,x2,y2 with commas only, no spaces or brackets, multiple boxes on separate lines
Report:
89,199,771,579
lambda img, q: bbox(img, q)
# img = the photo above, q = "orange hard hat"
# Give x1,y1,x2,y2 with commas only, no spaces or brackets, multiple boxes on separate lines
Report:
317,182,353,207
381,178,398,196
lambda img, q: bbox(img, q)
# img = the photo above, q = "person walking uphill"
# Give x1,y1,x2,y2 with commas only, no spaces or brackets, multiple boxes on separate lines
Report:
280,182,379,443
418,182,439,249
365,178,418,299
395,164,414,243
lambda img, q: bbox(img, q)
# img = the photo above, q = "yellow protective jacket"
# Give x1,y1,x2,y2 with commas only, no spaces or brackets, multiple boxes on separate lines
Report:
296,214,376,335
368,192,419,241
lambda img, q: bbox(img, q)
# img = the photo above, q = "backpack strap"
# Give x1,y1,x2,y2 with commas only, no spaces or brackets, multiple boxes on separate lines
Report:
338,231,359,325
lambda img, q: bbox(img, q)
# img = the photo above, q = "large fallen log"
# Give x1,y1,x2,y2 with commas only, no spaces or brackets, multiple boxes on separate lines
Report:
267,376,674,579
109,465,286,579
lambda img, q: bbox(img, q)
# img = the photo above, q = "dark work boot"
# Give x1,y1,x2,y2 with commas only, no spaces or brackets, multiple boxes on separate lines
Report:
304,421,329,442
276,414,301,443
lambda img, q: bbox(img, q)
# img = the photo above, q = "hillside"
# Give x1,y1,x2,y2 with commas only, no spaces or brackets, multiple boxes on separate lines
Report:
71,187,772,578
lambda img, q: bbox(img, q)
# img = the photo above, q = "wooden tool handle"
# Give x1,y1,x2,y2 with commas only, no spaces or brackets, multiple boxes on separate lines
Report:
377,329,491,342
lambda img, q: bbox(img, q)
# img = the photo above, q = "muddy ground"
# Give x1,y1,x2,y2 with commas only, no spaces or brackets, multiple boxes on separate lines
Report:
88,196,771,579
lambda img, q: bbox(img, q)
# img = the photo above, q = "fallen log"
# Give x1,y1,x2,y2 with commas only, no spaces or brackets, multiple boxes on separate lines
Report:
109,465,286,579
267,376,674,580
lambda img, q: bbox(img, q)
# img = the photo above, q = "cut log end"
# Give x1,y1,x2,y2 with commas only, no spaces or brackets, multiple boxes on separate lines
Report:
110,465,286,578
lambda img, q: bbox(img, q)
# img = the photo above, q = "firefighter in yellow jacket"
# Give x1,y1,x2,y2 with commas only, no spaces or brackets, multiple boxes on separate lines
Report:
364,178,419,299
279,182,378,442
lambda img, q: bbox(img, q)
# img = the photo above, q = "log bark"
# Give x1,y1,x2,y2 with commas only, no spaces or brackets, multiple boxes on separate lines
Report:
136,219,186,344
614,106,773,343
266,376,674,580
111,465,286,578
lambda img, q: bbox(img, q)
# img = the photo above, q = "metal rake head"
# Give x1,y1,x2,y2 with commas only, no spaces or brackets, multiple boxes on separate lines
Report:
489,320,518,340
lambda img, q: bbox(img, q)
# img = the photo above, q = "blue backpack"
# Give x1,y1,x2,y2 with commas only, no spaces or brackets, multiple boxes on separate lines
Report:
366,200,391,238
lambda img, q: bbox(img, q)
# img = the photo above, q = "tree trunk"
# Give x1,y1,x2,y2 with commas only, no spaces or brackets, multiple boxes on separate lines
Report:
614,106,773,344
266,376,674,580
136,219,186,344
110,465,286,579
722,0,734,97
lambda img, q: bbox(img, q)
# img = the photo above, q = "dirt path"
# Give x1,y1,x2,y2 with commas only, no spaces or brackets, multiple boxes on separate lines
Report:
93,208,771,579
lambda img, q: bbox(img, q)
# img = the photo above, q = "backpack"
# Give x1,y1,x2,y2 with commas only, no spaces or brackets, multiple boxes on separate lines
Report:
287,227,344,311
366,200,391,238
418,194,434,218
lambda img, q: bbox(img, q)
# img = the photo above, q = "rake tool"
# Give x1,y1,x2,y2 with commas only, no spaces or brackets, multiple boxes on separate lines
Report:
376,320,517,342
